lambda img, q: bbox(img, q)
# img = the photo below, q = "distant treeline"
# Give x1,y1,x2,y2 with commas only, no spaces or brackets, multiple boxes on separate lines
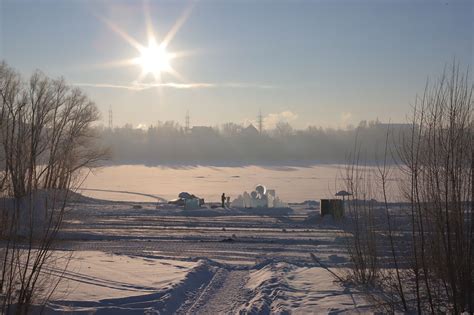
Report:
97,120,410,166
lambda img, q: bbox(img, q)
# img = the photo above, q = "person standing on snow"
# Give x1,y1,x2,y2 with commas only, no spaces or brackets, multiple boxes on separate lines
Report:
221,193,226,208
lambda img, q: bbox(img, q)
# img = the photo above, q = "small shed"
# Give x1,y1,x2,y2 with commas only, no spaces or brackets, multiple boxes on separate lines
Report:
320,199,344,219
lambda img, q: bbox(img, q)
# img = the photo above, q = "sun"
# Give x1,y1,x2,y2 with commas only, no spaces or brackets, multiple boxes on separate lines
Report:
133,39,173,80
98,3,194,84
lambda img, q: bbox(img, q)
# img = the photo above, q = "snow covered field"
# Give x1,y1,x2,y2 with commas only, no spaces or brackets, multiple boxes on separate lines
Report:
38,195,377,314
79,165,346,203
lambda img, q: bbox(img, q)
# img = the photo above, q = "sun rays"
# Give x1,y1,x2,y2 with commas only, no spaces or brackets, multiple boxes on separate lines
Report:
98,1,193,84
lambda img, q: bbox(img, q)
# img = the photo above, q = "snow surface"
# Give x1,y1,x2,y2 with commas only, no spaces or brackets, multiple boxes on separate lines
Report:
51,251,200,302
79,165,346,202
35,195,378,314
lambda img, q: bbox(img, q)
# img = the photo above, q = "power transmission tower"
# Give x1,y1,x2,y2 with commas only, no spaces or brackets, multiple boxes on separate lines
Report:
258,109,263,134
185,110,190,133
108,106,113,129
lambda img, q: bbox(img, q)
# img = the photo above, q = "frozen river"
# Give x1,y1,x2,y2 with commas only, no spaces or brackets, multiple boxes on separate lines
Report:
79,164,348,202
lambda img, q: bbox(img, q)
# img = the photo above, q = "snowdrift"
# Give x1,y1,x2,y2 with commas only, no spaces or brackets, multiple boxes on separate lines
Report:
46,252,217,314
239,260,373,314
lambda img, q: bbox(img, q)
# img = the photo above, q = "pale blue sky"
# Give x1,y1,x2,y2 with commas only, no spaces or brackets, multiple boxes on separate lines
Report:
1,0,473,129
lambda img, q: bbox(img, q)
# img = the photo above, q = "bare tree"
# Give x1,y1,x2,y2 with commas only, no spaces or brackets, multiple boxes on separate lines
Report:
398,62,473,313
342,62,473,314
0,61,108,314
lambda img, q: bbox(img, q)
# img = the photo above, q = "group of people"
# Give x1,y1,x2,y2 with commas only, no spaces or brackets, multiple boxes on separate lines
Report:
221,193,230,208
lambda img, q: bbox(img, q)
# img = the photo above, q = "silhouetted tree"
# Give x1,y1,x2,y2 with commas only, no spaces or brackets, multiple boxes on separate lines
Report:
0,61,108,314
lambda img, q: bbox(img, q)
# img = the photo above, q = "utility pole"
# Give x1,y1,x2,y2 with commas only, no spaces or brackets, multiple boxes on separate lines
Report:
258,109,263,134
108,106,113,130
185,110,190,133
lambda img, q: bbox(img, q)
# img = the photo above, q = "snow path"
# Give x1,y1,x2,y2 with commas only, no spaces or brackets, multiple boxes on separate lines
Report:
177,269,250,315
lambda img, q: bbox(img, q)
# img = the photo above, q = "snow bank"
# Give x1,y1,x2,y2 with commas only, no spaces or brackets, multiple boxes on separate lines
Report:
46,251,216,314
240,260,373,314
241,261,296,314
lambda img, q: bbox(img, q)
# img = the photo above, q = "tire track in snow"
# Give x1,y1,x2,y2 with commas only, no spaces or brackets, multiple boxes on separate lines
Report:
177,269,250,315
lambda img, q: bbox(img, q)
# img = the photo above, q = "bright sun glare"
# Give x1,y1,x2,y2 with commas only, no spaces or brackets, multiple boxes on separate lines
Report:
133,39,172,79
100,3,193,84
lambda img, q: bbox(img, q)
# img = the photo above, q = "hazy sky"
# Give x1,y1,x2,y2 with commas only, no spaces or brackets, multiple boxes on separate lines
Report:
1,0,472,129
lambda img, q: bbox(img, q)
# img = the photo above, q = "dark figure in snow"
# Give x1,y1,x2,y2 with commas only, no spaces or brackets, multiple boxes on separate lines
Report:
221,193,226,208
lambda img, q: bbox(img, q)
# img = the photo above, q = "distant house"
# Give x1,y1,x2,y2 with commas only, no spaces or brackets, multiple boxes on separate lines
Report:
241,124,259,137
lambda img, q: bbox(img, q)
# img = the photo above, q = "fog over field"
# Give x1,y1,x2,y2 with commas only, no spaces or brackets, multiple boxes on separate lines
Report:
97,120,409,166
84,121,409,203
